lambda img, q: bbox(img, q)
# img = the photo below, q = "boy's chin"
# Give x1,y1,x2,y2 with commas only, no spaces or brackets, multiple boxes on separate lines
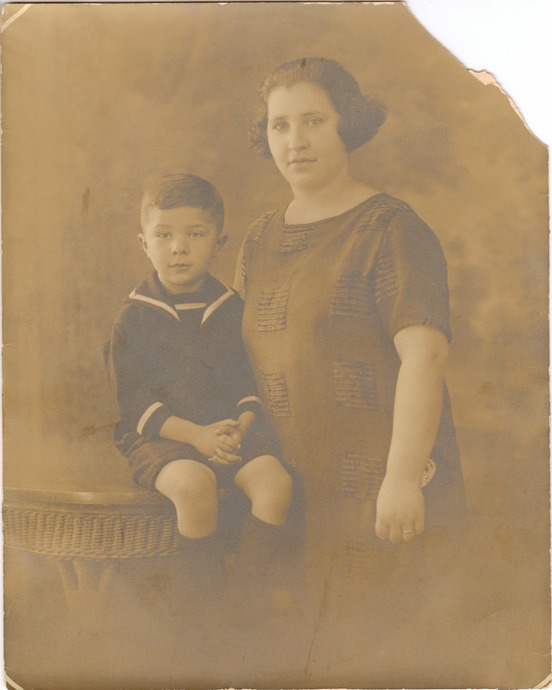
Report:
160,274,207,294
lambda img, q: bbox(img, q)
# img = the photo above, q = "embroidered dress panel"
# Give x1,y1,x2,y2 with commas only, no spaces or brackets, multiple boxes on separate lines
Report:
341,452,386,501
332,272,372,319
374,253,399,304
355,195,412,234
261,372,290,418
333,361,378,410
257,287,290,332
278,225,315,253
246,210,277,243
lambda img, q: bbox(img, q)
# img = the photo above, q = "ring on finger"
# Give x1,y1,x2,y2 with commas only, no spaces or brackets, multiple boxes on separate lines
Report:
402,529,415,535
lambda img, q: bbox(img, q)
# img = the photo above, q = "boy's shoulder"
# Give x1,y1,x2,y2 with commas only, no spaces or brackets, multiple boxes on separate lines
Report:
113,273,160,315
111,273,168,332
202,274,244,319
204,273,243,303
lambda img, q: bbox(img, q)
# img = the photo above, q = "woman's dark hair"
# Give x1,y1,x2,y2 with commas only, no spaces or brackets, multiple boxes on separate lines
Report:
140,172,224,233
248,57,387,158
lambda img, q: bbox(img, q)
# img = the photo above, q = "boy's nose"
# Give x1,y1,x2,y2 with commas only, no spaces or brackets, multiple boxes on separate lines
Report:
172,240,189,254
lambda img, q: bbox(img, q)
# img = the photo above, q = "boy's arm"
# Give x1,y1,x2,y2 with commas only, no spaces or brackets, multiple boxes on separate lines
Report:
106,316,174,441
231,304,264,433
236,410,256,436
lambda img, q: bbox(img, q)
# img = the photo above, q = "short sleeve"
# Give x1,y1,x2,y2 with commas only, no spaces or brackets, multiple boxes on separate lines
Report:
233,210,278,298
373,211,452,341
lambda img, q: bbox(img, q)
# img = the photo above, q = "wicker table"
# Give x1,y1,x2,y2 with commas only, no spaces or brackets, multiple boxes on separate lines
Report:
3,487,183,611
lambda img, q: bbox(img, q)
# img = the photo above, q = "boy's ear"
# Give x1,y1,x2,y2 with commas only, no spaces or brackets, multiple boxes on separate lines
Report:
138,233,149,256
216,234,228,250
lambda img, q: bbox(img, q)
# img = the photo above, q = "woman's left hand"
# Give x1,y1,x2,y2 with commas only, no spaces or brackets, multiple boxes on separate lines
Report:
375,475,425,544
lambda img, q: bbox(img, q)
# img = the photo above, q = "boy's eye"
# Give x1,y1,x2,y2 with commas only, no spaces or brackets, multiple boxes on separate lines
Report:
189,231,204,239
157,232,170,239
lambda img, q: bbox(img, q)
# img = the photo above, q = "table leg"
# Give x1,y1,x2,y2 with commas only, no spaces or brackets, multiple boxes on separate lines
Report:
56,559,115,615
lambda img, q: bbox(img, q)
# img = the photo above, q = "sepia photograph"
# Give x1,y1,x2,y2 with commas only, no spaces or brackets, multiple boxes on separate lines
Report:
2,2,550,689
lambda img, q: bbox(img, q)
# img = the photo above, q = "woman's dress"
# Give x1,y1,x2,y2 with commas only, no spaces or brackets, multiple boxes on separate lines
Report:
238,193,467,607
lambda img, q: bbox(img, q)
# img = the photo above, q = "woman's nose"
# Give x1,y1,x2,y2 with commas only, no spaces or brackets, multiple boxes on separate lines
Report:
288,125,308,150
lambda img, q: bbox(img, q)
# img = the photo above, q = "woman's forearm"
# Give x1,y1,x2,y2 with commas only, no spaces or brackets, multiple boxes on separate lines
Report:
385,359,444,484
375,325,448,542
385,325,448,484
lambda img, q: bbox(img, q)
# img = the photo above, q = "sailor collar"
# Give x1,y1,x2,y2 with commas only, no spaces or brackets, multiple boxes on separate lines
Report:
127,273,236,325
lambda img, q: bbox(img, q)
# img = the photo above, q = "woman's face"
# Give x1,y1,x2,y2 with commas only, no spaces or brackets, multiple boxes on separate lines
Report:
266,81,349,194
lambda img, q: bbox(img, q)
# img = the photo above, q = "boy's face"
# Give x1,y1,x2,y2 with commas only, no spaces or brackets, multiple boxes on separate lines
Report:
139,206,226,294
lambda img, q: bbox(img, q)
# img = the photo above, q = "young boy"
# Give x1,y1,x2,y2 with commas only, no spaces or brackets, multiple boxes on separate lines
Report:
106,172,293,607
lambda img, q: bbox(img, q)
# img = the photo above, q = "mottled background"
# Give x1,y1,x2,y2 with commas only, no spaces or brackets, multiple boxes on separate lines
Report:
2,2,549,688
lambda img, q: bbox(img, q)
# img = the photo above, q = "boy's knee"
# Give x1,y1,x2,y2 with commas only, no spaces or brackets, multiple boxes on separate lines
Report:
265,460,293,497
171,473,218,515
173,472,216,499
251,461,293,525
155,461,218,537
156,460,215,497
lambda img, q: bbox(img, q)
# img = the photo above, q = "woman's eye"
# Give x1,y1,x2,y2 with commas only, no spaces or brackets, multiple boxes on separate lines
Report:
272,121,288,131
306,117,324,126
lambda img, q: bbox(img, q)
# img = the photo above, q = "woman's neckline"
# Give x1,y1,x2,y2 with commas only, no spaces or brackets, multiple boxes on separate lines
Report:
281,192,388,227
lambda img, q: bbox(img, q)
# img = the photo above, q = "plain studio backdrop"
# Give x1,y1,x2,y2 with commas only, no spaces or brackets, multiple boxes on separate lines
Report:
1,2,550,688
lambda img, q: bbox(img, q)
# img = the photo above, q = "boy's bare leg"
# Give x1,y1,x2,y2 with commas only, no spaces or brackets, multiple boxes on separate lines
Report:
155,459,218,538
234,455,293,525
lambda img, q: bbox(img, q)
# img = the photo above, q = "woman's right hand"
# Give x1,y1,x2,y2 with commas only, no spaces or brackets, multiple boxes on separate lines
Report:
375,475,425,544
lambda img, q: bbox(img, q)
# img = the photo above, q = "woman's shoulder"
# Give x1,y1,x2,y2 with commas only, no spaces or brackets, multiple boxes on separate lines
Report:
353,193,441,244
354,193,417,230
244,208,280,243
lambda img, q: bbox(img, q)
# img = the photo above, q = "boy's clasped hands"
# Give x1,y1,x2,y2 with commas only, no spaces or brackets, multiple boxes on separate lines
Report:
192,419,244,465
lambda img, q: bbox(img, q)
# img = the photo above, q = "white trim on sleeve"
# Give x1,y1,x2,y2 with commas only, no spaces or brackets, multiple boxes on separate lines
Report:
137,402,165,435
237,396,262,407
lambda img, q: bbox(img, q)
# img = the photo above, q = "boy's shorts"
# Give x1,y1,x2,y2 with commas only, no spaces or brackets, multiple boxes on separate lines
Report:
126,429,281,491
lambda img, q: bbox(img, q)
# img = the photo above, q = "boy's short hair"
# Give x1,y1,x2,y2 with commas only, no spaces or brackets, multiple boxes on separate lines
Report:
141,172,224,232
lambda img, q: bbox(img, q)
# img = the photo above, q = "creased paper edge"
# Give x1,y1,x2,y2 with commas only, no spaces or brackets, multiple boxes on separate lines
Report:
1,3,32,33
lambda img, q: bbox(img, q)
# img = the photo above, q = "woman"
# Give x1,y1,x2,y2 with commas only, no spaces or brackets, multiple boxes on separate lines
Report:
235,57,467,654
